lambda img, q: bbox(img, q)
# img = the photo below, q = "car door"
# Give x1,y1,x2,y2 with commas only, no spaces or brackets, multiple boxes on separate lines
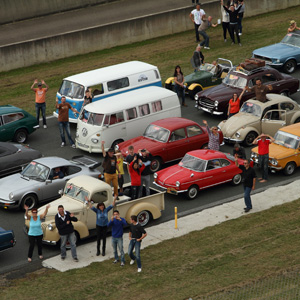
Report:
165,128,188,162
279,102,297,125
201,159,224,189
261,109,286,137
186,125,207,150
0,113,24,142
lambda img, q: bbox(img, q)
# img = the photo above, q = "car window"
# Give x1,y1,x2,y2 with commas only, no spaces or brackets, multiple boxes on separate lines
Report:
187,125,203,137
107,77,129,92
67,166,82,175
90,84,104,96
126,107,137,120
151,101,163,112
92,191,108,203
261,74,277,84
264,110,280,120
262,104,279,118
169,128,186,142
139,104,150,116
223,72,247,88
2,113,24,124
220,159,230,167
103,112,124,125
59,80,84,99
240,102,261,117
206,159,221,170
280,102,294,111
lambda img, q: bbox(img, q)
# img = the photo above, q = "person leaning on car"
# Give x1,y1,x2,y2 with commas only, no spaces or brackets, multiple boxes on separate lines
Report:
245,78,272,103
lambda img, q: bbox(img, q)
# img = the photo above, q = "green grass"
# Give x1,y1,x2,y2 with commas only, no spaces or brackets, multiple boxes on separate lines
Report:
0,6,299,117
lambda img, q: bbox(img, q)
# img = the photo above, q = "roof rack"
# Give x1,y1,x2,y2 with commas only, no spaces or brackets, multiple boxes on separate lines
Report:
232,58,269,76
233,66,270,76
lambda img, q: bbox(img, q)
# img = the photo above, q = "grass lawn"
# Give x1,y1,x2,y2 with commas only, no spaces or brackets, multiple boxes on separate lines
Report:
0,6,299,117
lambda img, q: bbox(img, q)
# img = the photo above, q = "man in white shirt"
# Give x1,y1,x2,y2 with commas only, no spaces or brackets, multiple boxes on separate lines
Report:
189,4,206,43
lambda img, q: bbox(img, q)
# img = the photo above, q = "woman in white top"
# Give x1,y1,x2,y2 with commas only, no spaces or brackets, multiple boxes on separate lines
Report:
221,0,230,42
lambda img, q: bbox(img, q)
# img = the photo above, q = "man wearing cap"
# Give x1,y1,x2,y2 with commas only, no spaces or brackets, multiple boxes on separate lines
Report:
189,3,206,43
101,141,121,201
138,149,153,197
288,20,300,33
31,79,49,129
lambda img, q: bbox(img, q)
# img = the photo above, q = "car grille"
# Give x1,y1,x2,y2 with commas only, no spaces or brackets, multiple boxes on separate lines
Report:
253,55,272,63
41,223,48,233
199,97,214,109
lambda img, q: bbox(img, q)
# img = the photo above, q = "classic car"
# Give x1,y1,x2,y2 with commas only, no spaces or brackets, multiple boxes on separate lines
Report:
0,156,101,210
116,117,223,172
0,105,38,143
165,58,233,99
251,123,300,175
24,175,165,245
253,32,300,74
195,65,299,115
0,142,42,178
154,150,243,199
218,94,300,147
0,227,16,252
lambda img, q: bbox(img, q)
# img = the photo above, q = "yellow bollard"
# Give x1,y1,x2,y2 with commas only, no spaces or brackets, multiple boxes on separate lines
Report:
175,206,178,229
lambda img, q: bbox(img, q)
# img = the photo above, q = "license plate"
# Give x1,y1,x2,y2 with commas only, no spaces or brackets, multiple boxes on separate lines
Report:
167,188,178,195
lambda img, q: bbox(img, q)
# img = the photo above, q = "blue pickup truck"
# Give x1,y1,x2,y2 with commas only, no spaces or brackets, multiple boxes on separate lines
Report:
0,227,16,252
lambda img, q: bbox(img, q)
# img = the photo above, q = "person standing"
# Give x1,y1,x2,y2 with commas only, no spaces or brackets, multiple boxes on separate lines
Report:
55,205,79,262
202,120,220,150
138,149,153,198
31,79,49,129
192,46,205,71
128,215,147,273
252,133,274,183
25,204,50,262
189,4,206,43
101,141,120,201
198,15,218,50
56,96,79,148
227,88,246,118
108,210,127,266
237,0,245,35
128,155,145,200
87,197,115,256
235,157,256,212
115,149,125,196
245,78,272,103
223,3,242,45
173,65,187,107
220,0,230,42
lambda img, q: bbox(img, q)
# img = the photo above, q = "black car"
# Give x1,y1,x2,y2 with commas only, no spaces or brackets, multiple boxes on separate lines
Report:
0,142,42,178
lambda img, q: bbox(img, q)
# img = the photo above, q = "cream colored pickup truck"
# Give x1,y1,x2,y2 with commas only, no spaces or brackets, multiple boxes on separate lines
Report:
24,175,165,245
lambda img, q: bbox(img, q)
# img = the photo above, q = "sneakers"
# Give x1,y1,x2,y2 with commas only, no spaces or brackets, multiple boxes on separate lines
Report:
120,262,125,267
137,268,142,273
74,258,79,262
61,256,66,261
102,251,105,256
71,144,76,148
130,259,135,265
33,125,40,129
113,260,119,264
239,32,242,36
43,125,47,129
61,142,65,147
204,46,210,50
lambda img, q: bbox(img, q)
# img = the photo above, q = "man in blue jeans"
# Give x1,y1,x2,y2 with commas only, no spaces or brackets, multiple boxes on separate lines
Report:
235,157,256,213
108,210,127,266
128,215,147,273
198,15,218,49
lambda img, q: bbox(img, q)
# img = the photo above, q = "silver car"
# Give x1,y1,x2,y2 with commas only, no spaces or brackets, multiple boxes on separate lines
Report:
0,156,101,210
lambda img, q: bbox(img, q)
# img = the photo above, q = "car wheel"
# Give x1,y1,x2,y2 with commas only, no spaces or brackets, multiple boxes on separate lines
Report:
243,131,258,147
137,210,151,226
111,139,124,149
150,157,162,173
283,60,296,74
200,143,208,149
188,86,202,100
231,174,242,186
283,162,296,176
280,91,290,97
20,194,37,210
13,129,28,143
186,185,199,200
294,117,300,124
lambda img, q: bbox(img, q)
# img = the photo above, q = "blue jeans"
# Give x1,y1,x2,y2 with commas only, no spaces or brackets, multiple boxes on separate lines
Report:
238,13,243,34
244,186,252,209
35,102,46,125
175,84,185,105
59,121,74,145
111,237,125,263
259,154,269,180
199,30,209,47
60,232,77,259
128,239,142,268
194,23,200,42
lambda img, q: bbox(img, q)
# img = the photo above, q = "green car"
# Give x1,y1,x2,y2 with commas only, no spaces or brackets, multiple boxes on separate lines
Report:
165,58,233,99
0,105,38,143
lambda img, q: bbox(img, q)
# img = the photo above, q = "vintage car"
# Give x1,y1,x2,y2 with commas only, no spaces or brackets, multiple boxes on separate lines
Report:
218,94,300,147
195,65,299,115
0,105,38,143
165,58,233,99
116,117,223,172
251,123,300,175
0,156,101,210
253,32,300,74
0,227,16,252
0,142,42,178
154,150,243,199
24,175,165,245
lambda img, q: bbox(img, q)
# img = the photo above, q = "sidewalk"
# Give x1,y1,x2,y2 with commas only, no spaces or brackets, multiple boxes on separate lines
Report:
42,179,300,272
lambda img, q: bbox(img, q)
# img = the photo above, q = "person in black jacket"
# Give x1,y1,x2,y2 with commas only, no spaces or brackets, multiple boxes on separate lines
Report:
55,205,79,261
192,45,205,71
138,149,153,197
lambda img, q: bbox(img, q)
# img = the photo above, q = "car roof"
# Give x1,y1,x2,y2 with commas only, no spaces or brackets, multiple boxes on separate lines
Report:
246,94,297,107
0,105,24,115
278,123,300,136
187,149,229,160
150,117,200,130
33,157,72,168
67,175,109,193
230,66,275,77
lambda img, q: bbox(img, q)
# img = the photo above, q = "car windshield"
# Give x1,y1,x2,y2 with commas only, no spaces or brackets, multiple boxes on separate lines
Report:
199,63,216,75
143,124,169,142
281,33,300,47
179,154,206,172
21,161,50,181
58,80,84,99
240,102,262,117
223,72,247,88
79,109,104,126
274,131,300,149
64,183,89,202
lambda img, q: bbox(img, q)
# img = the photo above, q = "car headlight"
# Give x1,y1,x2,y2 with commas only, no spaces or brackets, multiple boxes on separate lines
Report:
9,192,14,200
176,181,180,187
153,173,158,179
91,138,98,144
47,223,54,231
235,132,241,138
214,100,218,107
270,159,278,166
194,94,199,101
276,59,280,63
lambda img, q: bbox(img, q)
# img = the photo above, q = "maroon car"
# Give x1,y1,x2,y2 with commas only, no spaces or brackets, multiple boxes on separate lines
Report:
117,117,223,172
195,66,299,116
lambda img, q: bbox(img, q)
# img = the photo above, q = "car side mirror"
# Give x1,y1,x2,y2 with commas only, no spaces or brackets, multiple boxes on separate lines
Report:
45,179,52,184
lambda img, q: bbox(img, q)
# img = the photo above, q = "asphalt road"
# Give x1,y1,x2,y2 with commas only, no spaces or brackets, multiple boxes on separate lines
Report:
1,68,300,275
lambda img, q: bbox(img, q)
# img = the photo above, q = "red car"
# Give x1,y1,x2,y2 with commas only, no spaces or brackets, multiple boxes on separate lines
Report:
117,117,223,172
154,150,244,199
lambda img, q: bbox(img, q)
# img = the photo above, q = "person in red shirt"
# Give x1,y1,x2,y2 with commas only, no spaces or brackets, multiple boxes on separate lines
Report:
227,88,246,118
252,133,275,183
128,156,145,200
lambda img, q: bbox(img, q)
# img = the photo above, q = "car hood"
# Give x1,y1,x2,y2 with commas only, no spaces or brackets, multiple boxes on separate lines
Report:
219,113,258,137
253,43,298,59
185,71,211,85
157,165,194,185
252,143,297,159
198,83,239,101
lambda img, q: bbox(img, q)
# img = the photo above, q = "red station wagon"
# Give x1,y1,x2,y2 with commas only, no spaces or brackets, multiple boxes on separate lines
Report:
117,117,223,172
